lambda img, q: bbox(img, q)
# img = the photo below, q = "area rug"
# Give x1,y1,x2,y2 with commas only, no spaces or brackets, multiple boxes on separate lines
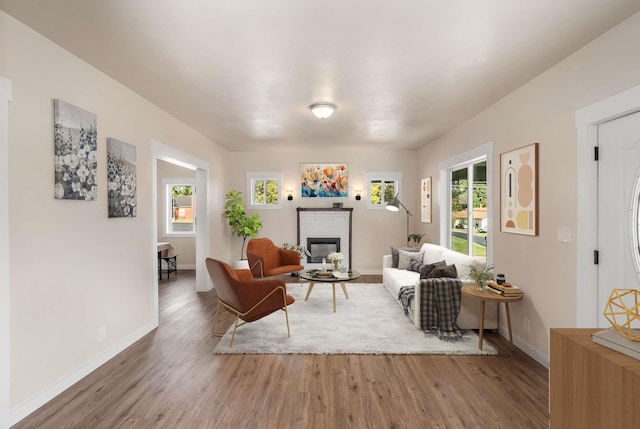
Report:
213,283,497,355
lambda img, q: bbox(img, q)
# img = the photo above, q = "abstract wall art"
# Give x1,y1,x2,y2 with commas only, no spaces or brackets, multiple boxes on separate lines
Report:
53,99,97,200
107,138,137,218
421,176,432,223
301,163,348,198
500,143,538,235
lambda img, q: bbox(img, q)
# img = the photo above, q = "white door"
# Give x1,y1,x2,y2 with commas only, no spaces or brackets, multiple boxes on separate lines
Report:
597,111,640,327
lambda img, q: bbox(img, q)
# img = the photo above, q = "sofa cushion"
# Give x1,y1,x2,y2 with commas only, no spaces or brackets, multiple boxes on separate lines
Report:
427,264,458,279
390,246,419,268
419,243,446,265
419,260,446,279
398,250,424,270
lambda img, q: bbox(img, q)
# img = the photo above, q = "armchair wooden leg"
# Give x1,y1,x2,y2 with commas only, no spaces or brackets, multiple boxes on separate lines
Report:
212,301,224,337
229,315,241,347
282,290,291,338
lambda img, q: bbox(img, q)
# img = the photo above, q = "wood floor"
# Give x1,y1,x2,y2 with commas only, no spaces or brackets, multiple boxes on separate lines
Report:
14,271,549,429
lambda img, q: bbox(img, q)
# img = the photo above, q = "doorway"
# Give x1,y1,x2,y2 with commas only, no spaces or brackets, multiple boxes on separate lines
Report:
150,140,210,326
576,84,640,327
597,112,640,327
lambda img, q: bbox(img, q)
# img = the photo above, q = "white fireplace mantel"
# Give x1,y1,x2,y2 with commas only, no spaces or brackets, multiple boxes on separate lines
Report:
297,208,353,269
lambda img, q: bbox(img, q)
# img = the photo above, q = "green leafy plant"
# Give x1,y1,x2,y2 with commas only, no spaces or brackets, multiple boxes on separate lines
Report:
224,190,263,259
408,233,426,246
282,243,311,260
467,262,494,288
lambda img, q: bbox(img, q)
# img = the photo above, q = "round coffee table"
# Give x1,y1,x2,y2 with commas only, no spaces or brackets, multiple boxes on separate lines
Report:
299,270,361,312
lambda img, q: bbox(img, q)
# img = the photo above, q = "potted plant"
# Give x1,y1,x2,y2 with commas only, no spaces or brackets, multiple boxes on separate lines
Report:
224,190,263,264
282,243,311,260
408,233,426,247
467,262,494,291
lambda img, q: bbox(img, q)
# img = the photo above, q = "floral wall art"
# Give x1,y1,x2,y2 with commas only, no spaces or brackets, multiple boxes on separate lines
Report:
500,143,538,235
107,138,137,218
53,99,97,200
421,176,432,223
301,163,348,198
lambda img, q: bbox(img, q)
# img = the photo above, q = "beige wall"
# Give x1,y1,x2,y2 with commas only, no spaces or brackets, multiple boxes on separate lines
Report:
1,11,229,410
157,160,196,267
227,150,419,272
416,11,640,363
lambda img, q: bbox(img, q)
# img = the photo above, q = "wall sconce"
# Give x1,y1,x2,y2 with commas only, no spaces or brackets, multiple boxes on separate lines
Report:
286,190,293,201
355,190,362,201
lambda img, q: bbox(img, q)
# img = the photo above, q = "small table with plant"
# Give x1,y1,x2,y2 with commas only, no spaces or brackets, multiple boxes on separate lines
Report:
299,269,360,312
461,285,524,350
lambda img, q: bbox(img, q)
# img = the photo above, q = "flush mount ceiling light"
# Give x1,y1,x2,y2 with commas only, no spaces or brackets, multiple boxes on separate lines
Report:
309,102,337,119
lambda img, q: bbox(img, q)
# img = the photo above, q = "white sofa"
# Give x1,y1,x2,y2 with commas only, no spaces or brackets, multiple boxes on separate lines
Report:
383,243,498,330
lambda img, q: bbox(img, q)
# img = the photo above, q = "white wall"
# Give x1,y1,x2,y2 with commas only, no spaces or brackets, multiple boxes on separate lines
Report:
0,11,229,415
417,11,640,364
227,150,419,273
157,160,196,268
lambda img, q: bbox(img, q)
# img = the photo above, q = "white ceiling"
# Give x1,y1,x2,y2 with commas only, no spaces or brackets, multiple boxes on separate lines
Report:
2,1,640,152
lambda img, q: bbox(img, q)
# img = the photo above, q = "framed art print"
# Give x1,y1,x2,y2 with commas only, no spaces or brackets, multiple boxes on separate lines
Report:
53,99,97,200
301,163,348,197
500,143,538,235
421,177,432,223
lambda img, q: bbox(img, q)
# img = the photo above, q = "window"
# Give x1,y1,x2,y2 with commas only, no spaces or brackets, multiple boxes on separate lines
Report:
439,143,492,261
367,173,402,209
246,172,283,209
163,178,196,237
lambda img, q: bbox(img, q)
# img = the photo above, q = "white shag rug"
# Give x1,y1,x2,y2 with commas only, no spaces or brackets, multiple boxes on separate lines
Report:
213,282,497,355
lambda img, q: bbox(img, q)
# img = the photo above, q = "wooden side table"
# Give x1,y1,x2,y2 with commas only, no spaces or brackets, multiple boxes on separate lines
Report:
461,285,523,349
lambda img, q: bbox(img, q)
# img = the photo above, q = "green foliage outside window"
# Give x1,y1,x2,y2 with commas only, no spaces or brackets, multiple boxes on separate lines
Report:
253,179,279,205
370,180,396,205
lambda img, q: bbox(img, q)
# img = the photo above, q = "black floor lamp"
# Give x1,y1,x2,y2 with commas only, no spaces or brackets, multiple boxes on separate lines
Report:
386,195,412,246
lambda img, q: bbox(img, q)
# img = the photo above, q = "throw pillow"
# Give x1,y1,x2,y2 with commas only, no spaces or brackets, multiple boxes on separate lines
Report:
427,264,458,279
397,250,425,270
408,259,424,273
419,260,446,279
390,246,419,268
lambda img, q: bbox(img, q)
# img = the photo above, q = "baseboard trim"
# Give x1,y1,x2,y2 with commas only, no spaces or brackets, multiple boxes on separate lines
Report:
10,321,157,426
498,326,549,368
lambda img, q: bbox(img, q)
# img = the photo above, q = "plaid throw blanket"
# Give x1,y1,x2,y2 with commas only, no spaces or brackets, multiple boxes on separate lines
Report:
398,286,415,317
399,278,463,341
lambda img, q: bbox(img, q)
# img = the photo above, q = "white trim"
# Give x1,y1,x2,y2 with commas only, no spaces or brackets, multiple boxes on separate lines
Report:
575,84,640,327
498,326,549,368
365,172,403,209
162,178,196,237
438,142,493,263
1,76,12,429
10,322,156,426
151,140,211,312
245,172,283,209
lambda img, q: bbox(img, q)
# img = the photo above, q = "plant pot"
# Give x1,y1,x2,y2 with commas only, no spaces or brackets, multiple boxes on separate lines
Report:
233,260,250,270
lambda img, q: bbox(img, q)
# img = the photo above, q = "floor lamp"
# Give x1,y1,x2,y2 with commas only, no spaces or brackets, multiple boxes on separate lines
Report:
386,195,412,246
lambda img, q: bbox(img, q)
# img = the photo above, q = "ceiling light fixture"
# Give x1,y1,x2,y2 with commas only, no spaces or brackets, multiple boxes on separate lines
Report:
309,102,337,119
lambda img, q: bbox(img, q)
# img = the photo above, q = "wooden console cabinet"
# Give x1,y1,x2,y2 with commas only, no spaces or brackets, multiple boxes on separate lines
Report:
550,328,640,428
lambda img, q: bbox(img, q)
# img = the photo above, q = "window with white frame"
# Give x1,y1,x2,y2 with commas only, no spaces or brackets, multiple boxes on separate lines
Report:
439,143,492,260
366,173,402,209
163,178,196,237
246,172,283,209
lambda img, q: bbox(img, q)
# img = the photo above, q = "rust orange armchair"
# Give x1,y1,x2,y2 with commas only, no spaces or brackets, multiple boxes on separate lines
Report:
206,258,294,346
246,238,304,278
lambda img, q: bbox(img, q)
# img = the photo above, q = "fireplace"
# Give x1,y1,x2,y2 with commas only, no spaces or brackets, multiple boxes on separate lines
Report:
306,238,340,263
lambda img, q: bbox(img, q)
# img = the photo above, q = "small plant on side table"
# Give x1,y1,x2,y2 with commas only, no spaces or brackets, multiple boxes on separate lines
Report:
408,233,426,247
468,262,494,291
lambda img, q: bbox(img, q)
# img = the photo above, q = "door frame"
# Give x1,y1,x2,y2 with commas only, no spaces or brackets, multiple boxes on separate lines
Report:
150,140,210,325
1,76,12,429
575,84,640,327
